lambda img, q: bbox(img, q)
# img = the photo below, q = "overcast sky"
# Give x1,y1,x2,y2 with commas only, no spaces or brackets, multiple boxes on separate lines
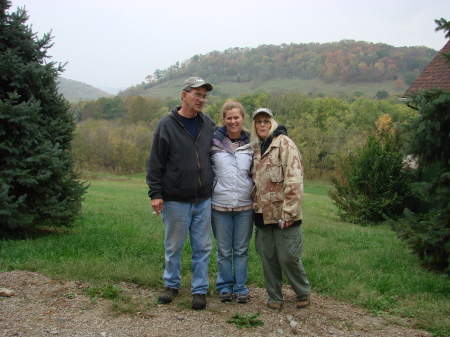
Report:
8,0,450,90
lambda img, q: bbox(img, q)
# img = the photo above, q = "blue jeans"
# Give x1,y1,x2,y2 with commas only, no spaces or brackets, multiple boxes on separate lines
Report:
161,199,212,294
211,209,254,294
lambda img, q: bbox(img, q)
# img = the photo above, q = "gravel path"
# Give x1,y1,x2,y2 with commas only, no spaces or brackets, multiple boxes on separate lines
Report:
0,271,432,337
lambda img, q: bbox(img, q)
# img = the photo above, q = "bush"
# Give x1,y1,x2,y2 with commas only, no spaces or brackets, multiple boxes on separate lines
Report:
329,131,416,224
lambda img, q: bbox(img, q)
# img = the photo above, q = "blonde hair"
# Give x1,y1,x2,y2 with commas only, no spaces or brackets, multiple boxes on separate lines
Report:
250,113,279,144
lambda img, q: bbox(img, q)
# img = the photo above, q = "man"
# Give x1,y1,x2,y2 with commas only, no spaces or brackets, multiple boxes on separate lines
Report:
146,77,215,310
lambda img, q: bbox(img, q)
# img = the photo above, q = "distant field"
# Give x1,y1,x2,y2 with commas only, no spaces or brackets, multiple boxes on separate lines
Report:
142,78,409,100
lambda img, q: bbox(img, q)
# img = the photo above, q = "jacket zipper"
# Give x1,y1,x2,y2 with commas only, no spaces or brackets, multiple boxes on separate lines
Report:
195,124,204,202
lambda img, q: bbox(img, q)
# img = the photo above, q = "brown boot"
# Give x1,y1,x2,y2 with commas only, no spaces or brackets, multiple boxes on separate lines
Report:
267,302,283,310
296,299,310,309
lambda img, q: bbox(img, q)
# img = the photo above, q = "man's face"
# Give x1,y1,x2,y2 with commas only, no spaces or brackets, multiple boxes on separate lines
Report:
183,87,208,113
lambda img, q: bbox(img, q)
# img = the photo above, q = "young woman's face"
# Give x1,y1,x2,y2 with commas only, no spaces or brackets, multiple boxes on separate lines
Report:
223,108,243,137
254,114,272,140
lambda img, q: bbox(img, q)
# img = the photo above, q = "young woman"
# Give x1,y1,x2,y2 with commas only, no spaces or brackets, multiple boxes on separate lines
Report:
210,101,254,303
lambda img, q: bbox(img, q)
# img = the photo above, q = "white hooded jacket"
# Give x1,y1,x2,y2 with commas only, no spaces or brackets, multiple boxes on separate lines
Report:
210,127,254,209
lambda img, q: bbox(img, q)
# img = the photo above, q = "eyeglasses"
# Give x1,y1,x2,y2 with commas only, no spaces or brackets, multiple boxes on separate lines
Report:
255,120,271,125
186,92,208,101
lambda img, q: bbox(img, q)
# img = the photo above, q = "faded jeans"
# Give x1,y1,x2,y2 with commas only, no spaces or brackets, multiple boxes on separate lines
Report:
161,199,212,294
211,209,254,295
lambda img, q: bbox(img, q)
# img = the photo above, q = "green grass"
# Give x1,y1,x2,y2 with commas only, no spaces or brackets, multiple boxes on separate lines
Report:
1,175,449,336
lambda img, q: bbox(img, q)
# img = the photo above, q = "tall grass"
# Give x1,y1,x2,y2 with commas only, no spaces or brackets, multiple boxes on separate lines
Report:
1,175,449,336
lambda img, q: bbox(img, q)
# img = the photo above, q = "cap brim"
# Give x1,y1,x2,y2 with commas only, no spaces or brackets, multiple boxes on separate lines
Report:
190,83,213,91
253,111,272,119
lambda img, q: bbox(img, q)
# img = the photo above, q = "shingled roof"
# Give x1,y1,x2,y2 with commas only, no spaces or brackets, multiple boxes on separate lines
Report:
403,39,450,97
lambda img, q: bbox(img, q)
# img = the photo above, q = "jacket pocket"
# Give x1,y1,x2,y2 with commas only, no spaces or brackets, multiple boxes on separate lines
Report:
268,165,283,183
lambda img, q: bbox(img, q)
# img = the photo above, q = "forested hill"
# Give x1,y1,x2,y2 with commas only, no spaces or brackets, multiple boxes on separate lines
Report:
119,40,437,97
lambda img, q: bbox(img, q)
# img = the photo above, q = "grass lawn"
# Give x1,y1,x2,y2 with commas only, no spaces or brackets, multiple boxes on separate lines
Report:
1,174,449,336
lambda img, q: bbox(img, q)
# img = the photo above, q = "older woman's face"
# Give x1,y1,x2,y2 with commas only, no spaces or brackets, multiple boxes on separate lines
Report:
254,114,272,140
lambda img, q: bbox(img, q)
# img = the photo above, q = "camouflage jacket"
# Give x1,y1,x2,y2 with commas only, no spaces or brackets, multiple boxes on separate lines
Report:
251,133,303,224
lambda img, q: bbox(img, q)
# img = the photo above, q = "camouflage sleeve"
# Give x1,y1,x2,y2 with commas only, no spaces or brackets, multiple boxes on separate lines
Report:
279,136,303,221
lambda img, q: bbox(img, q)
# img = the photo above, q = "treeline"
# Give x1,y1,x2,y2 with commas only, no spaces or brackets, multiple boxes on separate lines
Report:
70,95,172,174
120,40,436,96
70,91,417,177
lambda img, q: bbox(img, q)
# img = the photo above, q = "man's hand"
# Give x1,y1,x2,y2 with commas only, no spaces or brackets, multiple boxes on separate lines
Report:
151,199,163,216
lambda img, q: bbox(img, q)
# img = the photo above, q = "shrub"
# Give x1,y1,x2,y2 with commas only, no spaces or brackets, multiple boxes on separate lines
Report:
329,131,416,224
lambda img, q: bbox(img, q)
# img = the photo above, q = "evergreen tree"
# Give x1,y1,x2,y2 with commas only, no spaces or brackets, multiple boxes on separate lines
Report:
0,1,87,231
392,88,450,272
388,18,450,273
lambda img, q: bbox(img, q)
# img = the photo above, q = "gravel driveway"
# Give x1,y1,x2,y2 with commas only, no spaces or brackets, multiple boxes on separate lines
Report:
0,271,432,337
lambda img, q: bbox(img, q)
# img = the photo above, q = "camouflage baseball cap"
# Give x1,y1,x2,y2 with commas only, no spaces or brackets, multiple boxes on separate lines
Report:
182,77,213,91
253,108,273,119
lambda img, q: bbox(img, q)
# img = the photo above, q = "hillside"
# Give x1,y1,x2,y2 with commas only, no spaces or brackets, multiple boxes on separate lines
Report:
60,40,438,101
57,77,113,101
123,77,410,101
118,40,437,99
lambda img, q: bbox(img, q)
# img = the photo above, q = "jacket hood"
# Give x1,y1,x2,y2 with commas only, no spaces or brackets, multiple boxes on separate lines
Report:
261,125,288,154
273,125,288,137
216,126,250,142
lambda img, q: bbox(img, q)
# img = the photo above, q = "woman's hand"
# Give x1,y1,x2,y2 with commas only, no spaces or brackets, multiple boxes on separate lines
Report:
280,219,293,229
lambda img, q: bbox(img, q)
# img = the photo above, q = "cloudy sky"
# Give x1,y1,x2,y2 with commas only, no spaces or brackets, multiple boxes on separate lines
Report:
8,0,450,90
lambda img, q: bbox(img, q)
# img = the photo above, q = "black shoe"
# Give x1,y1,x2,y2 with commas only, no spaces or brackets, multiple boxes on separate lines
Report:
192,293,207,310
158,287,179,304
219,292,233,302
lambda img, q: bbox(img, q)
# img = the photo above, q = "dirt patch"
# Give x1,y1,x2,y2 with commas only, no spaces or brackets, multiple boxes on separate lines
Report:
0,271,432,336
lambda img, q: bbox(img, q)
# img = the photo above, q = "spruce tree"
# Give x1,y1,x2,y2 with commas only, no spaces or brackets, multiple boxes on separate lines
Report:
389,19,450,273
0,0,87,231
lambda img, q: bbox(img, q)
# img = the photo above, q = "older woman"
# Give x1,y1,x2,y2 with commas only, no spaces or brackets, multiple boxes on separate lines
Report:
250,108,311,310
210,101,254,303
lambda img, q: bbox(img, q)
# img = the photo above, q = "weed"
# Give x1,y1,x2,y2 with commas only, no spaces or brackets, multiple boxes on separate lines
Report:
84,284,124,300
227,312,264,329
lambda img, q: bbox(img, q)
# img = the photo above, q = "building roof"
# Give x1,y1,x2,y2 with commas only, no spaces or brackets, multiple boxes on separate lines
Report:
403,40,450,97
